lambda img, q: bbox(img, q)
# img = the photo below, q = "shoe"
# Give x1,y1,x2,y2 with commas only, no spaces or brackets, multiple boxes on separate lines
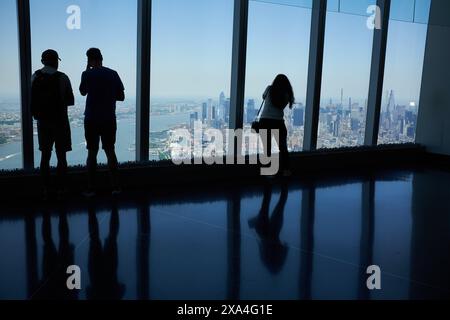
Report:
282,170,293,177
82,190,96,198
112,187,122,196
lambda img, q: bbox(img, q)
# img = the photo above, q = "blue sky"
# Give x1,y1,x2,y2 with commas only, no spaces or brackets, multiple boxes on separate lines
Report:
0,0,430,105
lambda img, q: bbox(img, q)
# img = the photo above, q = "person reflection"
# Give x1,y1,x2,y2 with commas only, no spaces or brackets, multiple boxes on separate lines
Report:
87,200,125,300
248,182,289,274
33,206,77,300
56,205,78,300
33,210,58,299
25,215,39,299
137,198,151,300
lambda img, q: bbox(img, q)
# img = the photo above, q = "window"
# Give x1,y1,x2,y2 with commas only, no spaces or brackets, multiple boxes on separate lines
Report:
0,0,22,170
377,0,431,145
244,0,312,153
317,0,375,149
1,0,435,172
150,0,234,161
30,0,137,166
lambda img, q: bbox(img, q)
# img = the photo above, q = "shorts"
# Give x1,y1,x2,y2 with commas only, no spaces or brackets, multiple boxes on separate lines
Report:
84,120,117,151
37,120,72,153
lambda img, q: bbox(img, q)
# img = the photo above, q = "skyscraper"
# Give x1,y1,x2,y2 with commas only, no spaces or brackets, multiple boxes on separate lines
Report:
246,99,257,123
219,92,226,107
293,107,304,127
202,103,208,122
218,92,226,122
190,112,198,129
385,90,396,130
225,98,231,124
207,99,213,124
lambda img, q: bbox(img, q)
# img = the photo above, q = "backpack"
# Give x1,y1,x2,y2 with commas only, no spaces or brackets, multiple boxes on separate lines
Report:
31,71,63,121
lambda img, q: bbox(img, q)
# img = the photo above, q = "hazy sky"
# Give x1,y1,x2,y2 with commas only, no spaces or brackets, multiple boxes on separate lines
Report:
0,0,430,105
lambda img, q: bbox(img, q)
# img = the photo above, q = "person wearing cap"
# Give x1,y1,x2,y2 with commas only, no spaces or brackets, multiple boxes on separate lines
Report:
80,48,125,196
31,49,75,199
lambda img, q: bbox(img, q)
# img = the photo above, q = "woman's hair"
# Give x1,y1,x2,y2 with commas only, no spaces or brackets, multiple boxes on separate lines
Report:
269,74,295,109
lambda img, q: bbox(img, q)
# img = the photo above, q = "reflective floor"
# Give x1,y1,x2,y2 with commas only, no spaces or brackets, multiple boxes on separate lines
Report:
1,169,450,300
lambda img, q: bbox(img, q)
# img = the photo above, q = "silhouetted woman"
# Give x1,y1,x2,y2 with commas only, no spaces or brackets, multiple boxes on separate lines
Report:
258,75,295,176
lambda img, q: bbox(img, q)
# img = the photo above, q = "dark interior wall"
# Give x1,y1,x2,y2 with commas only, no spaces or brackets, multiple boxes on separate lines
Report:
411,170,450,298
416,0,450,155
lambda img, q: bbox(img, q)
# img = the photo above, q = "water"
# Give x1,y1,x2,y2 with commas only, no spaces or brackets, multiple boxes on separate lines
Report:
0,112,191,170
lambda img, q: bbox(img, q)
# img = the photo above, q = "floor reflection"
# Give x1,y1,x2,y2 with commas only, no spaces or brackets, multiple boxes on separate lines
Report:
248,182,289,275
1,169,450,299
137,197,151,300
298,182,315,300
86,200,124,300
29,205,78,300
227,190,241,300
358,181,375,300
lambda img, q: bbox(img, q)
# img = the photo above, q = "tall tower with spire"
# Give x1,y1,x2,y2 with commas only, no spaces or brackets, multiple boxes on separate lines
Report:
387,90,395,114
385,90,396,130
219,92,226,121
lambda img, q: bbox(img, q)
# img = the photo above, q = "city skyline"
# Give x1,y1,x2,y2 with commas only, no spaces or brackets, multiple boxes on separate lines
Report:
0,87,421,168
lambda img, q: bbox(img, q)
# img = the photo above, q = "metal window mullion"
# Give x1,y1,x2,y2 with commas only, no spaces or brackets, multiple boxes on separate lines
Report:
229,0,249,131
358,180,375,298
303,0,327,151
136,0,152,162
17,0,34,170
364,0,391,146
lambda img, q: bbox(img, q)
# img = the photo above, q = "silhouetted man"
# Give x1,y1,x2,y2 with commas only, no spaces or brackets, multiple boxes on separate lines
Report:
31,50,74,198
80,48,125,196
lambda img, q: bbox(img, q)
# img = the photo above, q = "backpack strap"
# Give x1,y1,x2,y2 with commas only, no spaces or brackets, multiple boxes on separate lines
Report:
255,99,265,120
34,70,44,80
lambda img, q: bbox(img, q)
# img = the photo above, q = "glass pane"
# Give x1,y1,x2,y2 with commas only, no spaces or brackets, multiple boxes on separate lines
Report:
244,0,312,153
327,0,340,12
339,0,375,16
253,0,312,8
390,0,415,22
150,0,234,161
0,0,22,170
328,0,376,16
30,0,137,167
317,1,375,149
377,1,430,145
414,0,431,24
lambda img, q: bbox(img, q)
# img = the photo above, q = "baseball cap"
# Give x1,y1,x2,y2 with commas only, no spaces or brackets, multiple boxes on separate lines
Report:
41,49,61,62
